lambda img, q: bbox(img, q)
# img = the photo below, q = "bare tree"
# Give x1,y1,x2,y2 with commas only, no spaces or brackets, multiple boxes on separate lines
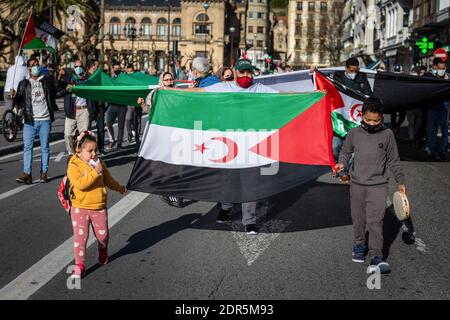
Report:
321,1,344,66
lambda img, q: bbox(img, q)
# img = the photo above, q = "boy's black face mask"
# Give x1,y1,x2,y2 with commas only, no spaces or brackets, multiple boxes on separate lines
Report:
360,120,384,133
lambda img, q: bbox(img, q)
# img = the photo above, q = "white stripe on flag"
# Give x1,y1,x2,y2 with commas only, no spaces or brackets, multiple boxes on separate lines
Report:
139,124,277,169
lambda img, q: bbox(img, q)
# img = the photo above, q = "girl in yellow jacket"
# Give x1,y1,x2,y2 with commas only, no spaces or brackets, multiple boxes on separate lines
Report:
67,131,126,278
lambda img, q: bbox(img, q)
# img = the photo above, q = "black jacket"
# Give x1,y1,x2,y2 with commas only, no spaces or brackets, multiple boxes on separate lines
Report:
332,71,373,96
14,76,56,125
57,73,96,120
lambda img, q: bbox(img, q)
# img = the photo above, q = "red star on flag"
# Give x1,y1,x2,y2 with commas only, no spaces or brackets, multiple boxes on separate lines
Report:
194,143,208,154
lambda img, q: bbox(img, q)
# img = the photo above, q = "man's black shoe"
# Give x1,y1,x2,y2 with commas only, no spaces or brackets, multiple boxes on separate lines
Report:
216,209,231,223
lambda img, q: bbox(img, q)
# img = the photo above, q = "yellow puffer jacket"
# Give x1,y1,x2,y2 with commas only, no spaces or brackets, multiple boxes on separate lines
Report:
67,155,122,210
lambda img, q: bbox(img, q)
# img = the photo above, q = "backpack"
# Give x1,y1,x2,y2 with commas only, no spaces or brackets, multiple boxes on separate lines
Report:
57,175,72,214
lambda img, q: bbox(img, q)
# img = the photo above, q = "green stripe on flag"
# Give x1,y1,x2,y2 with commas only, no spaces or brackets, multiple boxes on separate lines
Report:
332,111,359,138
22,37,47,50
150,90,325,131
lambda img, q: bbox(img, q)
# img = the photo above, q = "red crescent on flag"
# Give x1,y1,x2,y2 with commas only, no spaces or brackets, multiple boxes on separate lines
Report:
350,103,363,122
208,137,238,163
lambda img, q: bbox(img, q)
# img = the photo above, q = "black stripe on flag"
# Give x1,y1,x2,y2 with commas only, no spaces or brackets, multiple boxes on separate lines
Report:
127,157,330,203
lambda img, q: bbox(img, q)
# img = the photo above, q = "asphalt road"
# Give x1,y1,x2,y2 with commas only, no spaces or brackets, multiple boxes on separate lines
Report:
0,126,449,300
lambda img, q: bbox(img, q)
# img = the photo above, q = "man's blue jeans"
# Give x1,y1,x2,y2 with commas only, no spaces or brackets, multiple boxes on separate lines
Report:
23,120,51,175
426,109,449,154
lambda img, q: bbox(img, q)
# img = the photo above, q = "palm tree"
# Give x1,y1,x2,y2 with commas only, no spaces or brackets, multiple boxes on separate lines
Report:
0,0,98,63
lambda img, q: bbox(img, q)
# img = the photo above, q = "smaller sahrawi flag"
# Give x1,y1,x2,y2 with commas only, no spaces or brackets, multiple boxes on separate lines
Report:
19,14,64,55
314,70,369,138
127,90,335,203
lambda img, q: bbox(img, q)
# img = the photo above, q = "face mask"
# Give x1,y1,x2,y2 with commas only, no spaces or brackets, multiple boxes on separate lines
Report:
223,75,234,81
114,70,121,76
236,76,253,88
437,69,446,77
431,69,438,76
360,120,384,133
74,66,87,79
31,66,40,77
345,72,356,80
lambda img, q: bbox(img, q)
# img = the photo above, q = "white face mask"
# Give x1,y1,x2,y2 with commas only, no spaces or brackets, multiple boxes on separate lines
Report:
437,69,446,77
345,72,356,80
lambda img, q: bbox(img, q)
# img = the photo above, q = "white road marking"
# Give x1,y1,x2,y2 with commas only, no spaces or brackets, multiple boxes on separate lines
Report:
0,180,41,201
53,152,66,162
232,219,291,266
0,191,149,300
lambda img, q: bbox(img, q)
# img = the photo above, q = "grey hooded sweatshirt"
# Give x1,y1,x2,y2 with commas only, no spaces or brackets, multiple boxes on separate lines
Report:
338,126,405,186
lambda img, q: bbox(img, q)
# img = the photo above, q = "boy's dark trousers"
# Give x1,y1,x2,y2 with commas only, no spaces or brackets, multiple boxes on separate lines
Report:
350,183,387,258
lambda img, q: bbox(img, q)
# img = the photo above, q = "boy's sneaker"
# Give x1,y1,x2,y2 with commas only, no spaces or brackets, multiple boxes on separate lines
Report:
70,263,86,279
216,209,231,223
368,256,390,274
352,244,367,263
98,247,109,265
244,224,258,235
438,152,447,161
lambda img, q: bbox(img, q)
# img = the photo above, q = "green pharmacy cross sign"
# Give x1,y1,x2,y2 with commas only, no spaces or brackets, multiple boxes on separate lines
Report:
415,37,435,55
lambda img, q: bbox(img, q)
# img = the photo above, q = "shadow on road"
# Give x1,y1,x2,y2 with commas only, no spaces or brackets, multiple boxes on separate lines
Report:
85,213,201,277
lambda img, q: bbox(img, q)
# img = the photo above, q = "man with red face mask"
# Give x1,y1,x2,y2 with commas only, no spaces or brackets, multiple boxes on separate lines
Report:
204,58,279,93
163,58,279,235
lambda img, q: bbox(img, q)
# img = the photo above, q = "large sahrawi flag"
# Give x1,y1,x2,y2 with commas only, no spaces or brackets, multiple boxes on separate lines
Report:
127,90,335,203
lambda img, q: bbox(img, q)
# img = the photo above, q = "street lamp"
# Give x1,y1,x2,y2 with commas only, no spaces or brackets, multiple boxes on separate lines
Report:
229,26,235,65
166,0,171,72
124,24,137,64
202,2,210,58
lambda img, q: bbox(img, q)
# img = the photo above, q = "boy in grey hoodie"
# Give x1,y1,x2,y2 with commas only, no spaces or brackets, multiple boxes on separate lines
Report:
335,98,407,274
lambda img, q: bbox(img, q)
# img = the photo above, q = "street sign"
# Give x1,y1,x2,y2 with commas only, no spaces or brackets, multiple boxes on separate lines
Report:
415,36,435,55
434,48,448,62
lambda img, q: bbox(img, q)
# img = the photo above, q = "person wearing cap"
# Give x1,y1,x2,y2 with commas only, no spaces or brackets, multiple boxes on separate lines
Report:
163,58,279,235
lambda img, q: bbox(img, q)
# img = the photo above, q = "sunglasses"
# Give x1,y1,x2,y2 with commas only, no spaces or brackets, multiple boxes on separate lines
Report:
163,78,174,81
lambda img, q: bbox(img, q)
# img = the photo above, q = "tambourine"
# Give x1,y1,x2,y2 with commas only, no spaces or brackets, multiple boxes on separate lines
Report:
393,191,410,221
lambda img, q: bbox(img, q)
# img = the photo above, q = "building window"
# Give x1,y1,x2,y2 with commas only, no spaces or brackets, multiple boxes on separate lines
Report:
124,17,136,37
109,17,121,35
295,39,301,49
297,2,303,11
257,40,264,48
297,14,302,21
172,18,181,37
257,26,264,33
195,51,208,58
249,12,254,19
321,2,327,12
257,12,265,19
248,25,254,33
156,17,168,39
308,2,315,10
141,18,152,37
194,13,211,35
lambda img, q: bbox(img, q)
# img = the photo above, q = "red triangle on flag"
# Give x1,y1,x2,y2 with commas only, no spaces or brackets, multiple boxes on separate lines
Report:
314,71,345,111
19,14,37,49
250,97,335,167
